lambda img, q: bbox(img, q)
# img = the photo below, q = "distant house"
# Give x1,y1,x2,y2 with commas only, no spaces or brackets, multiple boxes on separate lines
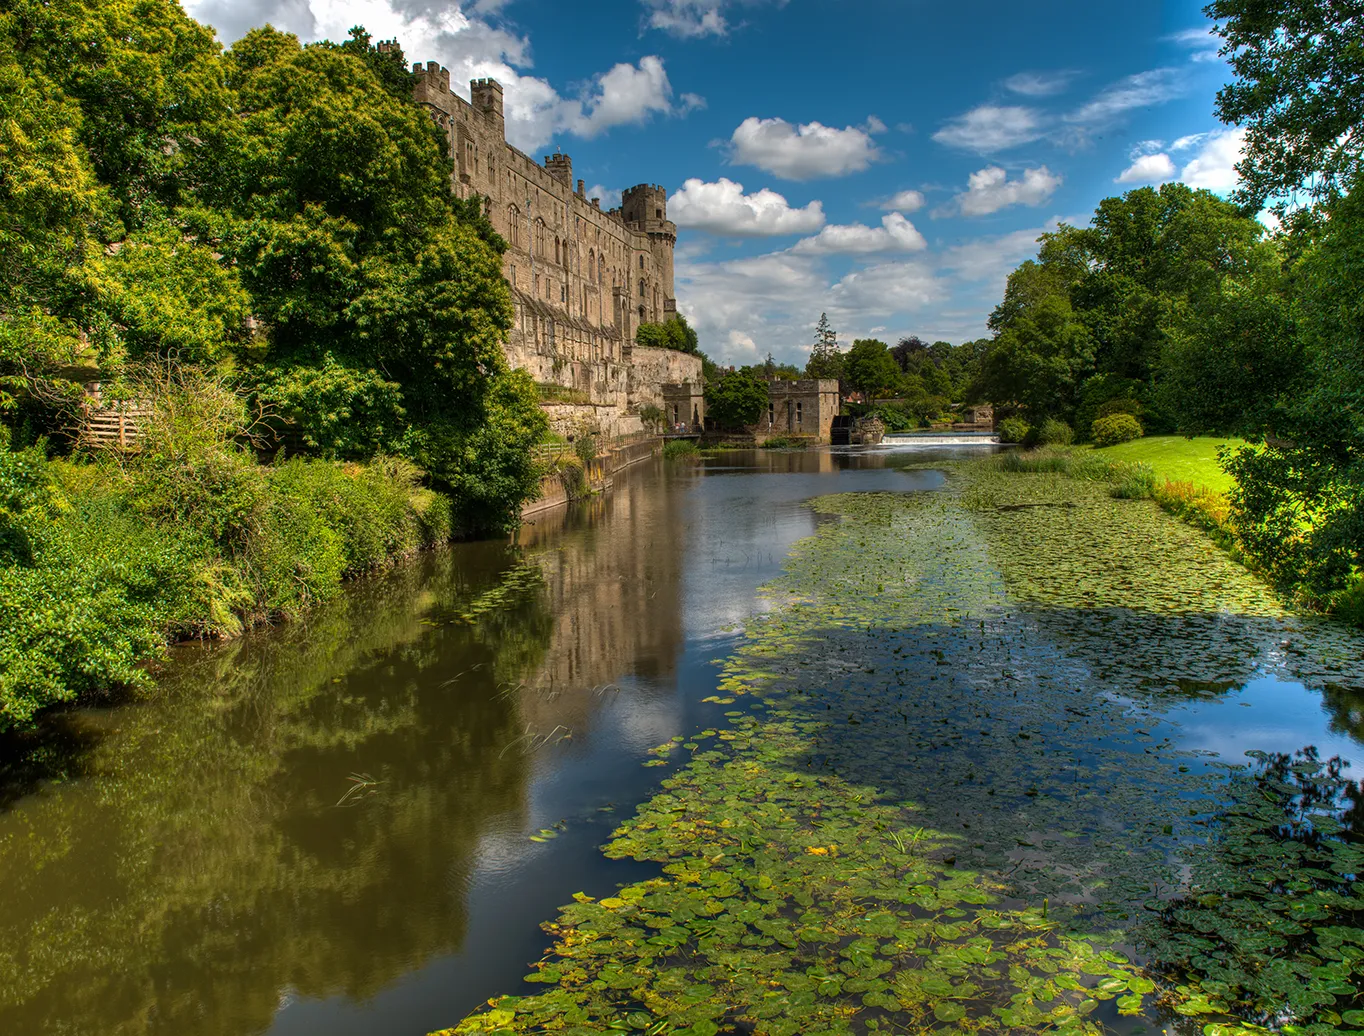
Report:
961,404,994,428
750,379,840,443
661,381,705,432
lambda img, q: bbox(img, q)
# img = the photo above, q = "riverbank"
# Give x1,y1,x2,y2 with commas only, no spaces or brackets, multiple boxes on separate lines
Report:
444,458,1364,1036
0,437,457,731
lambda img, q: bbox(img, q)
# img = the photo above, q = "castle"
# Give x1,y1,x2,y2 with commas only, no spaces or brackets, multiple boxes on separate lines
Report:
394,49,703,437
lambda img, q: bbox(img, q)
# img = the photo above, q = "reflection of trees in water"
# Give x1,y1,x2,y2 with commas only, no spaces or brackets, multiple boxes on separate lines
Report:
0,546,556,1035
1146,747,1364,1031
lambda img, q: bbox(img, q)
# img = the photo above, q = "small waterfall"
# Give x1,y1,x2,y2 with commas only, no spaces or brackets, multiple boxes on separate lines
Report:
879,432,1000,447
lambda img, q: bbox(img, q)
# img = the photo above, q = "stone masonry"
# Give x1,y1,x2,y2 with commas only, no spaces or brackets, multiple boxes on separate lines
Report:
399,51,701,434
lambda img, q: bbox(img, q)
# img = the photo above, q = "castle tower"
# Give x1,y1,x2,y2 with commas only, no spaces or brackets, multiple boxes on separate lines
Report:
471,78,505,140
545,153,573,187
622,184,677,307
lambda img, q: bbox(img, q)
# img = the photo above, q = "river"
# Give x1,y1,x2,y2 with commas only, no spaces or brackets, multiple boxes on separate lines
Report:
1,448,1361,1035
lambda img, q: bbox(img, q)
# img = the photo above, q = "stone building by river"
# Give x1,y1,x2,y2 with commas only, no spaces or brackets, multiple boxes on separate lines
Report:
397,49,702,437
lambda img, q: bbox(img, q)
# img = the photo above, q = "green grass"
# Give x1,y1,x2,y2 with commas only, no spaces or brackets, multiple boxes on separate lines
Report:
1090,436,1244,495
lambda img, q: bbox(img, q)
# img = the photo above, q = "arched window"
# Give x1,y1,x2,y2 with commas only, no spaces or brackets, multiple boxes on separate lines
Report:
554,237,561,264
508,206,520,247
638,254,645,269
598,256,605,285
638,305,646,322
639,280,646,298
588,249,595,281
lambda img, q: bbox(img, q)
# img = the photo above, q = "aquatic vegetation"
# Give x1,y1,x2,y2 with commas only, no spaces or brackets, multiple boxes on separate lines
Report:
441,465,1364,1036
1144,749,1364,1035
662,440,700,460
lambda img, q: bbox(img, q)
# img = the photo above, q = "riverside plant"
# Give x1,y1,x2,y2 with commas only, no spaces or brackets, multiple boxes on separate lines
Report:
443,466,1364,1036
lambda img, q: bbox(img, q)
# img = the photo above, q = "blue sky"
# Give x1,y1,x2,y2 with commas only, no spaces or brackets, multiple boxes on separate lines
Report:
183,0,1243,367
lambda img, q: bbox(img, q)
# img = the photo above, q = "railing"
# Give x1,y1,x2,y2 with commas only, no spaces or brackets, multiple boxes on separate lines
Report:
78,403,152,450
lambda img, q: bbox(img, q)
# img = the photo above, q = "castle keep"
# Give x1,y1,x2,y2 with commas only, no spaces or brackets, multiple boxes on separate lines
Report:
401,53,701,436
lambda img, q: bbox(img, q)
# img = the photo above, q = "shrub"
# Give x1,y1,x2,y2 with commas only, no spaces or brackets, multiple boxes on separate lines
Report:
556,455,589,500
1037,418,1074,446
574,433,598,466
1109,462,1157,499
1097,397,1143,420
997,416,1031,444
1091,413,1143,447
662,439,699,460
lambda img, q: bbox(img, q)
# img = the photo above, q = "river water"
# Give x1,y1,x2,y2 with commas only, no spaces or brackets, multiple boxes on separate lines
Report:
0,448,1361,1035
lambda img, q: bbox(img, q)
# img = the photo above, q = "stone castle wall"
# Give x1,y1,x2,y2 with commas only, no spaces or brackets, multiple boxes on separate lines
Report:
406,57,701,421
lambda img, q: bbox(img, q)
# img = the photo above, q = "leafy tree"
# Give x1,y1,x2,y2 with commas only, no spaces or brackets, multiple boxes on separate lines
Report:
634,314,699,354
975,295,1094,417
890,335,928,372
1224,181,1364,615
705,368,768,429
1207,0,1364,208
844,339,900,401
805,312,843,382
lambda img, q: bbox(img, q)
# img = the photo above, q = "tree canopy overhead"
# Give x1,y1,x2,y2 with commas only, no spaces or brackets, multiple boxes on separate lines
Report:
1207,0,1364,208
0,0,545,530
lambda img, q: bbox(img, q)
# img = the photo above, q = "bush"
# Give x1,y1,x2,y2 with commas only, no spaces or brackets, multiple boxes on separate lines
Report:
661,439,698,460
1097,397,1143,420
1091,413,1143,447
1109,462,1157,499
1037,418,1074,446
997,416,1031,444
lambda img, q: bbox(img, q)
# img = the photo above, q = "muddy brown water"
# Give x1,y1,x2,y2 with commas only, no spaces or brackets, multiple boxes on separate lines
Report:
0,447,1360,1035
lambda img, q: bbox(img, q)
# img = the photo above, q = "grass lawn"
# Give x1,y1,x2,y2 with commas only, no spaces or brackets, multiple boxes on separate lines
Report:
1091,435,1245,495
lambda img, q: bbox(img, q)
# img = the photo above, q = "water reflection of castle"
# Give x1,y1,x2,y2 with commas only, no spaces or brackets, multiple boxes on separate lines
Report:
510,463,689,739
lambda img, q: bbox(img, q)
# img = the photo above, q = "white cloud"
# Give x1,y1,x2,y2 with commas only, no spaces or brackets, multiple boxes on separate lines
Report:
791,213,927,255
1003,71,1076,97
932,105,1045,152
566,56,680,137
1066,68,1185,124
1167,26,1221,63
1179,127,1247,193
585,184,623,208
1116,153,1176,184
879,189,926,212
640,0,787,38
668,177,825,236
184,1,702,152
1172,132,1208,152
828,261,944,315
939,220,1059,285
952,166,1062,216
729,116,882,179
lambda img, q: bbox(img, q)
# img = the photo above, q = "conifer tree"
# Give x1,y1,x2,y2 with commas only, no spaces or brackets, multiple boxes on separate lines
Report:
805,313,843,382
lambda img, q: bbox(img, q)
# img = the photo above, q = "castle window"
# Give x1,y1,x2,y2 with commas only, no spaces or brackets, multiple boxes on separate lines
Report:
638,254,644,269
547,319,556,348
509,264,516,287
655,208,662,219
768,402,775,427
560,284,566,303
639,305,646,322
554,237,560,264
639,281,645,298
796,402,804,428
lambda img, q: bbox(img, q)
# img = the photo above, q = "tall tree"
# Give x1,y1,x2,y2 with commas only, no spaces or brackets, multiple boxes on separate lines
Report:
975,295,1094,417
1207,0,1364,208
844,339,900,401
805,312,843,382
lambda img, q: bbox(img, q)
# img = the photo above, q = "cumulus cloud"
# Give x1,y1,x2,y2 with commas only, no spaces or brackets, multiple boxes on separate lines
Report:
585,184,623,208
828,261,944,315
668,178,825,236
1066,68,1185,125
566,56,679,137
879,189,926,212
791,213,927,255
729,116,882,179
184,1,702,152
951,166,1061,216
1003,70,1077,97
1116,152,1176,184
932,105,1045,153
1179,127,1247,193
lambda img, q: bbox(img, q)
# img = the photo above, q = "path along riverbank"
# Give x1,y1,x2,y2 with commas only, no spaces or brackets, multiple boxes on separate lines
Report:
445,460,1364,1036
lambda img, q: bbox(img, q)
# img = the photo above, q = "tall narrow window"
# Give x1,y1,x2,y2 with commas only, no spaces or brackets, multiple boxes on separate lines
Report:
796,402,803,428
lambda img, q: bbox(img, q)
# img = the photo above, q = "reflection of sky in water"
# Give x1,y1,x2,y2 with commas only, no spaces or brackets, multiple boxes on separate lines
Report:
1169,674,1361,773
